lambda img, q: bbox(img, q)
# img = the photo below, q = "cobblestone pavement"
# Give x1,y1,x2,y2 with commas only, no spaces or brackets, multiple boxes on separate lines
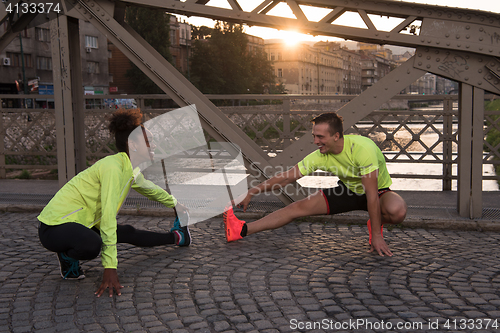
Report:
2,212,500,333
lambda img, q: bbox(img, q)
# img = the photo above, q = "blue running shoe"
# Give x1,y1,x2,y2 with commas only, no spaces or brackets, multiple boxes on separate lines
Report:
170,216,191,247
56,252,85,280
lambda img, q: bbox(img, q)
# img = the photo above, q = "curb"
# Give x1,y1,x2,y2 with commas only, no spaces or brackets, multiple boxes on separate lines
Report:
2,204,498,232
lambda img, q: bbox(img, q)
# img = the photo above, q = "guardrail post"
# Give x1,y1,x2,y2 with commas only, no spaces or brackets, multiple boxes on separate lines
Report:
0,104,5,179
457,84,484,218
68,17,86,174
138,96,145,110
457,84,473,217
442,97,453,191
51,16,75,186
283,98,291,150
470,87,484,218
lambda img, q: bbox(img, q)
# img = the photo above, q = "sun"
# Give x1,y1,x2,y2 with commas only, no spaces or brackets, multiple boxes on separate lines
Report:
281,30,308,46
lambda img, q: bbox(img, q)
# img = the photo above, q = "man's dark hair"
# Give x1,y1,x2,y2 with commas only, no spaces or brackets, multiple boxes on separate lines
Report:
108,108,143,153
311,112,344,138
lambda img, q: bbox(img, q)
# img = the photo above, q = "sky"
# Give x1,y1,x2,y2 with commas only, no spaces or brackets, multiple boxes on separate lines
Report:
177,0,500,48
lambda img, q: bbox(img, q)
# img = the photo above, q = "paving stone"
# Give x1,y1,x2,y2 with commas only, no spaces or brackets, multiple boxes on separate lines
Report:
235,323,255,331
2,212,500,332
213,320,230,331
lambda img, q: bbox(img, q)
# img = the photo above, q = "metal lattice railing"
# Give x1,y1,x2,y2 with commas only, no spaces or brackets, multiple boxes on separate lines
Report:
1,94,499,190
0,106,58,177
484,110,500,163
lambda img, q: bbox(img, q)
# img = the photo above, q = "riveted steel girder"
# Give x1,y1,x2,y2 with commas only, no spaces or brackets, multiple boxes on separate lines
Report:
420,18,500,56
0,0,23,25
0,2,9,25
457,84,485,219
50,15,78,185
0,11,37,53
121,0,500,58
413,47,500,94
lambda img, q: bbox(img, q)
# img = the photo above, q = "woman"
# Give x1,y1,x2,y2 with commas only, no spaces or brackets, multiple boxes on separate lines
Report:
38,108,190,297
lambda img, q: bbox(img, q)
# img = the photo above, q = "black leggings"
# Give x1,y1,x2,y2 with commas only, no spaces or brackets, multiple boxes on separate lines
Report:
38,222,175,261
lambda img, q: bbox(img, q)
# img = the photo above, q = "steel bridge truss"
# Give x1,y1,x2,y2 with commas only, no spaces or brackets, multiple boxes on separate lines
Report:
1,0,500,218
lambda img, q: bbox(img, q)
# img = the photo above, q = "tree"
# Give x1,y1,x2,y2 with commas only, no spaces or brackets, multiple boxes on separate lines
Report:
190,22,278,94
268,81,287,95
125,7,172,94
191,26,213,40
247,48,282,94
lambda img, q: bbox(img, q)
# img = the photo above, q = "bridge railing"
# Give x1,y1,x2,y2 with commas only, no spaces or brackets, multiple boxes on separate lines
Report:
1,93,498,190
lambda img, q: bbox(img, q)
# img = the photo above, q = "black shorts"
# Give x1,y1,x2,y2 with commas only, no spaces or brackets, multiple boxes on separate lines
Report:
321,181,391,215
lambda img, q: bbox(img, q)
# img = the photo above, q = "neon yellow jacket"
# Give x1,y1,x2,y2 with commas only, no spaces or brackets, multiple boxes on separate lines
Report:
37,152,177,269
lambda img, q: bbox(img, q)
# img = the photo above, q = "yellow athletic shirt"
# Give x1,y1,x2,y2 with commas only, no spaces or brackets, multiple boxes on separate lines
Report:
298,135,392,194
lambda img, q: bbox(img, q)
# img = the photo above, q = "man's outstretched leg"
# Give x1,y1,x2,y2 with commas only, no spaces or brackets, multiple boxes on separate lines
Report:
224,191,328,242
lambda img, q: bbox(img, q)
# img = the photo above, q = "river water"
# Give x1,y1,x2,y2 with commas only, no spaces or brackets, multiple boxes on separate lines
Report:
298,164,499,191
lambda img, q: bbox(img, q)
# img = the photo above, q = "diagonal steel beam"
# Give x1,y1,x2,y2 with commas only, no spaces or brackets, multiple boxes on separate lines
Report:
66,0,305,203
0,2,9,25
270,57,427,169
0,12,37,53
286,0,307,22
318,6,345,24
390,16,417,33
252,0,276,15
227,0,243,12
358,9,376,31
0,0,24,25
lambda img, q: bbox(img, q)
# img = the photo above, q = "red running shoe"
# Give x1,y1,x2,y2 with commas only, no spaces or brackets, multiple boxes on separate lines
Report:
367,219,383,245
224,207,246,242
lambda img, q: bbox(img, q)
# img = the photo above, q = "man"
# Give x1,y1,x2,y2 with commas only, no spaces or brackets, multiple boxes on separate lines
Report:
224,112,406,256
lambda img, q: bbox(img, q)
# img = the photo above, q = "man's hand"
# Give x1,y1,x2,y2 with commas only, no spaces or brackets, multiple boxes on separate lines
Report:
369,235,393,257
95,268,123,297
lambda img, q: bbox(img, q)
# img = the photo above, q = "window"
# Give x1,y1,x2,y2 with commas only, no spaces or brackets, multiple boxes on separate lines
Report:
170,30,176,45
6,53,32,67
87,61,100,74
19,27,29,38
35,28,50,42
277,68,283,78
85,35,98,48
37,57,52,70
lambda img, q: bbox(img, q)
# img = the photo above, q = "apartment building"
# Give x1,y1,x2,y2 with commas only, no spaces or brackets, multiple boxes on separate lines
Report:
264,41,344,95
108,15,192,94
0,16,109,108
360,53,392,91
170,16,192,75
